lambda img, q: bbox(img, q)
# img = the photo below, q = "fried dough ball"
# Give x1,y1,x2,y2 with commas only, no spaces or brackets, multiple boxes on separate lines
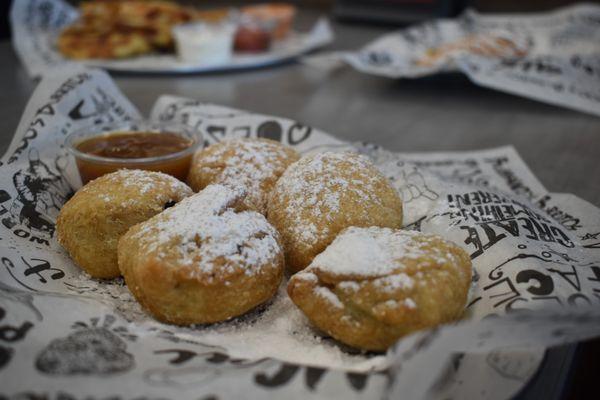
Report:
188,138,300,214
288,227,472,351
57,170,193,279
267,152,403,273
118,184,284,325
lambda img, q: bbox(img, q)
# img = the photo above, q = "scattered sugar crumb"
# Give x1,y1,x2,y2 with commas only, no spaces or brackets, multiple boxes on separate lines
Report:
315,286,343,309
403,298,417,309
295,271,318,282
373,273,414,292
338,281,360,291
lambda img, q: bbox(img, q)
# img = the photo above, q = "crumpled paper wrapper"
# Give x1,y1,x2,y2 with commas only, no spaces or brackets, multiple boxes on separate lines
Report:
306,4,600,117
1,67,600,400
10,0,333,77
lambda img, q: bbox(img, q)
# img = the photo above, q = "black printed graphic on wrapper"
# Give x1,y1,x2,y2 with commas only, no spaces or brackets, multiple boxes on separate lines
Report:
155,98,314,148
361,51,393,67
393,163,439,203
441,188,600,313
287,123,312,145
7,73,95,164
66,86,137,128
145,348,267,388
427,160,489,188
0,344,13,370
0,280,43,320
145,342,377,393
159,100,246,123
536,194,583,232
36,315,136,376
2,392,174,400
445,190,575,254
483,156,539,201
254,363,376,392
0,304,34,371
2,255,65,292
1,149,73,242
257,120,283,142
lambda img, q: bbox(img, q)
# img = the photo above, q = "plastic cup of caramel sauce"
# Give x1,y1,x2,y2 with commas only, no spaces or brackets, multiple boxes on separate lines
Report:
65,121,202,185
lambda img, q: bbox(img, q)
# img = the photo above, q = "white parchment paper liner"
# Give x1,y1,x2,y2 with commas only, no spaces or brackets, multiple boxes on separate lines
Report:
1,67,600,400
10,0,334,77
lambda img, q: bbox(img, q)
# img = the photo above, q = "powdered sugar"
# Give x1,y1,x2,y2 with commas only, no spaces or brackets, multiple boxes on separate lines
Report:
403,298,417,309
294,270,318,283
82,169,192,203
193,138,298,213
270,152,394,246
175,284,385,371
96,169,189,194
132,184,281,281
315,286,343,309
64,271,148,322
311,226,450,278
373,273,415,292
338,280,360,291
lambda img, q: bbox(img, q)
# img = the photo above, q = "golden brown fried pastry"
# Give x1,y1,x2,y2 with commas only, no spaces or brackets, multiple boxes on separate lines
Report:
57,169,193,278
267,152,403,273
188,138,300,214
118,184,284,325
288,227,472,351
58,0,197,59
58,24,153,60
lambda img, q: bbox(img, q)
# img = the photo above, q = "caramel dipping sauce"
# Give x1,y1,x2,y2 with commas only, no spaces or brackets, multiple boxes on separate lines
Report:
66,123,201,184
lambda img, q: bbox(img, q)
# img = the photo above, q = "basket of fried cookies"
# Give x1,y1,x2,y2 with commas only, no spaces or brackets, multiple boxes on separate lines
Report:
57,136,472,353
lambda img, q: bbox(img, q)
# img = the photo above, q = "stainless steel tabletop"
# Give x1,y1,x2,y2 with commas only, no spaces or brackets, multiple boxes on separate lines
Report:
0,9,597,399
2,12,600,206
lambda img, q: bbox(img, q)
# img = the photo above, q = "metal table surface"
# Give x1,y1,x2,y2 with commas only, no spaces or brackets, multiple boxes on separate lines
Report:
0,8,598,400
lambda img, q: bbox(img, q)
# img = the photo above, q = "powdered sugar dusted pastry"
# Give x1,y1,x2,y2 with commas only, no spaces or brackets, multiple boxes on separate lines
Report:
267,152,403,273
287,227,472,351
118,184,284,325
187,138,300,214
57,169,193,279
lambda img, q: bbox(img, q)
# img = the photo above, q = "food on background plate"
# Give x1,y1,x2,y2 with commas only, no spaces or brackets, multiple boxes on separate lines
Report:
116,0,197,48
288,227,472,351
118,184,284,325
57,169,193,279
241,3,296,40
194,8,232,24
414,32,528,68
188,138,300,214
58,24,152,60
233,23,273,53
57,0,297,60
58,0,197,59
173,21,236,64
66,123,200,184
267,152,404,273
